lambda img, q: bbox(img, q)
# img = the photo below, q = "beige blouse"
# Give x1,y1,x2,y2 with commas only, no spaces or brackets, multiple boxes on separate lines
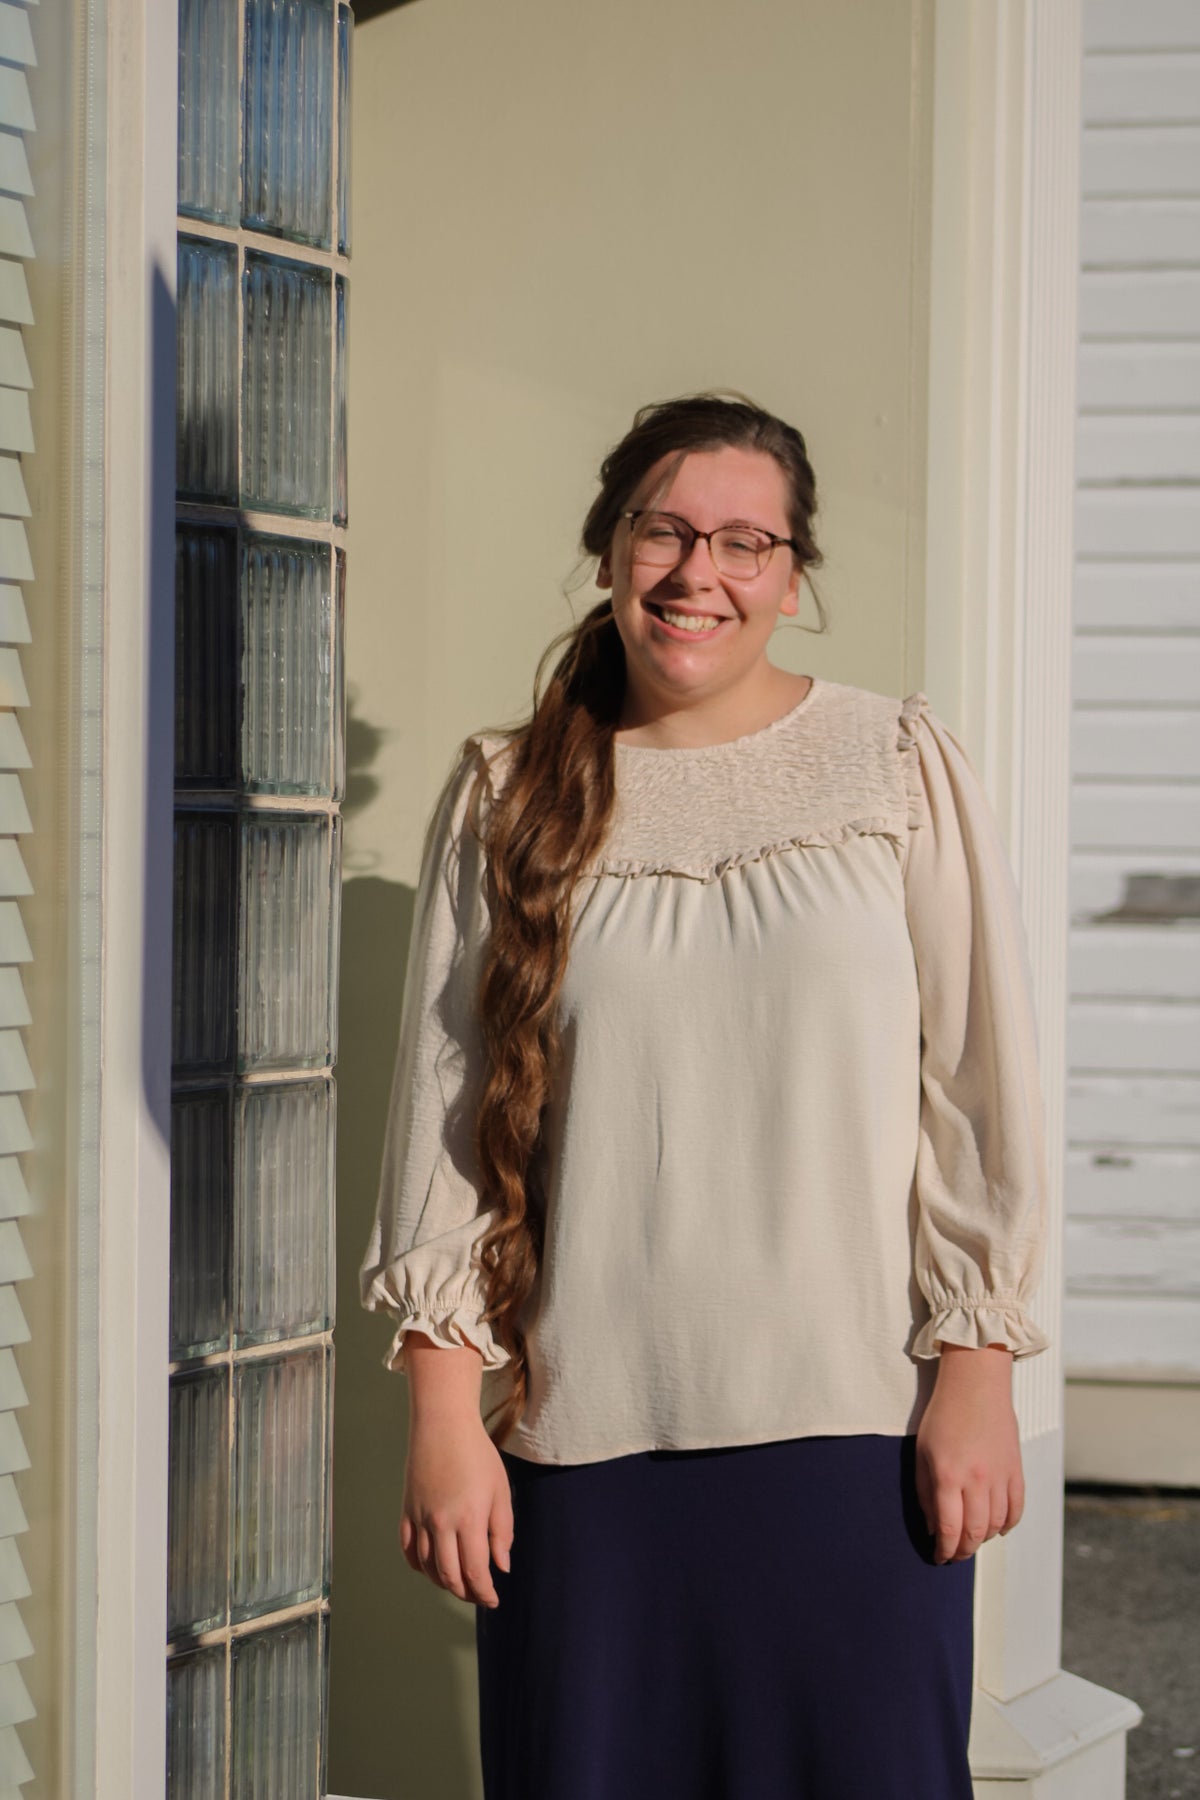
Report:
359,676,1051,1466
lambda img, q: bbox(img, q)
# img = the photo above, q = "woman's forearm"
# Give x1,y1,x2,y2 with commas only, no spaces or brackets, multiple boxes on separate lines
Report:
404,1331,485,1426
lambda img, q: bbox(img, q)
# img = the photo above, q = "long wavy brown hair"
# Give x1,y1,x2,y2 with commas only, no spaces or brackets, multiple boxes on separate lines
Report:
454,391,828,1445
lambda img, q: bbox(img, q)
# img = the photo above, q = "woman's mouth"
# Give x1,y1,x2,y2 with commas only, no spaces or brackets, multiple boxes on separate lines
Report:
643,600,732,639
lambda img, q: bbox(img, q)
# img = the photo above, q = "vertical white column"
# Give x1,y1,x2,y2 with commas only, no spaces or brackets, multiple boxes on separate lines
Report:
93,0,177,1793
926,3,1141,1794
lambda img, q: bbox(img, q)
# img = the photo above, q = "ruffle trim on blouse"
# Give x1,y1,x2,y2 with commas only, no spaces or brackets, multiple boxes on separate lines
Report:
897,689,930,834
911,1297,1051,1361
588,814,916,884
380,1303,513,1374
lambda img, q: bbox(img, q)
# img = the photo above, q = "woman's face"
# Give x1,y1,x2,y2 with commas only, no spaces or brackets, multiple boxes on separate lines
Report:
597,445,802,719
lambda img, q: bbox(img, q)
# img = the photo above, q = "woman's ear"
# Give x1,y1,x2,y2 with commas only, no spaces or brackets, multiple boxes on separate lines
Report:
597,550,613,590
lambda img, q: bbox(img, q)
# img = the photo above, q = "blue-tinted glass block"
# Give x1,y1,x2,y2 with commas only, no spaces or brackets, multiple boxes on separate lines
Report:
234,1079,334,1346
333,275,347,527
331,549,345,804
327,812,343,1067
173,813,237,1072
178,237,239,504
176,525,239,789
238,813,337,1071
232,1348,325,1620
241,535,333,796
336,4,352,255
170,1090,231,1360
179,0,239,225
242,253,332,518
168,1368,230,1639
243,0,334,248
168,1646,226,1800
230,1613,325,1800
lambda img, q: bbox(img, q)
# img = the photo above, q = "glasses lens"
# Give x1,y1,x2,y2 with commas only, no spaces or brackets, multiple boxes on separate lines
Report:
631,512,691,565
712,529,770,578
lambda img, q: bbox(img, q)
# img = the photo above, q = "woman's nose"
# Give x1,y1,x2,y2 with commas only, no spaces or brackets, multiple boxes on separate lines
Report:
671,535,718,587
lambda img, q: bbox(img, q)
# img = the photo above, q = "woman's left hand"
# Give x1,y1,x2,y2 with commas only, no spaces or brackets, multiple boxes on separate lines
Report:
915,1343,1024,1565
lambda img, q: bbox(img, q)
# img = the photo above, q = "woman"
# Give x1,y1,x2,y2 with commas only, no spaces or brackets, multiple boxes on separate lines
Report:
359,392,1050,1799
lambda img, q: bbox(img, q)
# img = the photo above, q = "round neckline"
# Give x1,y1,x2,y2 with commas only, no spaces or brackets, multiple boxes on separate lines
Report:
613,676,822,757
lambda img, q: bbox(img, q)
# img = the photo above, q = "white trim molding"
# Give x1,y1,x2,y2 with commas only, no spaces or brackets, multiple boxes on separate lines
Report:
926,2,1141,1793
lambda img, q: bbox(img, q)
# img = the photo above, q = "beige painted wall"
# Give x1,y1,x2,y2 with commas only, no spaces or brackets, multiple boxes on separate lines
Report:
332,3,934,1794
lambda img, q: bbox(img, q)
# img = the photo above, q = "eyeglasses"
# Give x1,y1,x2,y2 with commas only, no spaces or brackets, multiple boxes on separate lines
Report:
622,509,797,580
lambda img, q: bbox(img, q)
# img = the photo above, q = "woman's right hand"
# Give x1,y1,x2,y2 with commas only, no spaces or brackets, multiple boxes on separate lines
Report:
399,1336,514,1608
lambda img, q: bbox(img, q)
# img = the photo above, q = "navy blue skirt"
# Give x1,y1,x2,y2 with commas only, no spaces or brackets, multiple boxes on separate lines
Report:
475,1433,975,1800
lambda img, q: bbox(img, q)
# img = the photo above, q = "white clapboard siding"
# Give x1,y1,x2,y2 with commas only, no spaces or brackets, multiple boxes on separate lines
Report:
1070,926,1200,997
1071,781,1200,849
1068,1074,1200,1146
1074,563,1199,628
1067,1145,1200,1219
1084,53,1200,125
1078,415,1200,482
1082,197,1200,266
1069,9,1199,1401
0,3,35,1783
1084,1,1200,52
1069,849,1200,920
1073,634,1200,700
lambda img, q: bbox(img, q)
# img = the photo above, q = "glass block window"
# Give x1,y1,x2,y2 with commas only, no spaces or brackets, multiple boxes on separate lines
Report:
171,4,349,1793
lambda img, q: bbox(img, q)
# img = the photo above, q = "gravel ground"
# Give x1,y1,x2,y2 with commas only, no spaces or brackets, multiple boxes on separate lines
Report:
1062,1489,1200,1800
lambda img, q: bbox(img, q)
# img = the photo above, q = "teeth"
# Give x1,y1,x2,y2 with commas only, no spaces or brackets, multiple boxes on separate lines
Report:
658,608,721,634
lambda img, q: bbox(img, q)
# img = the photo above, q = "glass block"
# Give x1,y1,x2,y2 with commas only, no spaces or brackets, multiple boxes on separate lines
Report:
230,1612,326,1800
336,4,352,255
169,1368,230,1639
178,237,239,504
179,0,239,225
176,525,239,790
243,0,334,248
322,1344,334,1601
173,813,237,1072
232,1348,325,1620
241,535,333,796
333,275,347,527
242,252,332,518
331,549,345,803
328,813,343,1066
168,1646,226,1800
170,1091,231,1360
234,1079,334,1346
238,813,337,1072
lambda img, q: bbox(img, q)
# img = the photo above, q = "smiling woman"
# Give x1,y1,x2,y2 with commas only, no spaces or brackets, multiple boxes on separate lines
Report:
359,392,1050,1800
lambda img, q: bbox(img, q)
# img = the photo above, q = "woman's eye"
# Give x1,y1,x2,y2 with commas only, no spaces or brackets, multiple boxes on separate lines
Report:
723,535,761,556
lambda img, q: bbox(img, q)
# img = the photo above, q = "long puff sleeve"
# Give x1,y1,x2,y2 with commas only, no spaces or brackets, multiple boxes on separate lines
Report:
900,694,1052,1360
358,742,512,1373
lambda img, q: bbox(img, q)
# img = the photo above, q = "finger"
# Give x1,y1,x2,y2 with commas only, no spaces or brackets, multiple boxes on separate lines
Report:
1001,1469,1026,1534
459,1529,500,1608
489,1493,515,1575
956,1492,990,1561
399,1516,422,1574
988,1483,1009,1542
429,1527,468,1601
914,1456,936,1540
935,1483,962,1566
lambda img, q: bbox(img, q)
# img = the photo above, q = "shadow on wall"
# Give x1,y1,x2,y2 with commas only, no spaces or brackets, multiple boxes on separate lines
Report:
329,688,484,1800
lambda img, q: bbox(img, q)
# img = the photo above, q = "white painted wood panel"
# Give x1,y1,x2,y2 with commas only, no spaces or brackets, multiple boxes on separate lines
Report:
1077,414,1200,481
1067,999,1200,1070
1073,634,1200,700
1067,1145,1200,1218
1076,489,1200,554
1079,268,1200,336
1073,563,1198,626
1081,198,1200,267
1070,780,1200,848
1082,125,1200,194
1084,1,1200,52
1065,1294,1200,1374
1071,709,1200,777
1083,53,1200,124
1067,1074,1200,1146
1070,925,1200,996
1070,850,1200,919
1066,1216,1200,1293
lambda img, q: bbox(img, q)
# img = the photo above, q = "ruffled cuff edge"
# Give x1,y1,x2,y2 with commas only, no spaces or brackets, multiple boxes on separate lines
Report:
379,1304,512,1374
912,1299,1051,1361
897,689,930,834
